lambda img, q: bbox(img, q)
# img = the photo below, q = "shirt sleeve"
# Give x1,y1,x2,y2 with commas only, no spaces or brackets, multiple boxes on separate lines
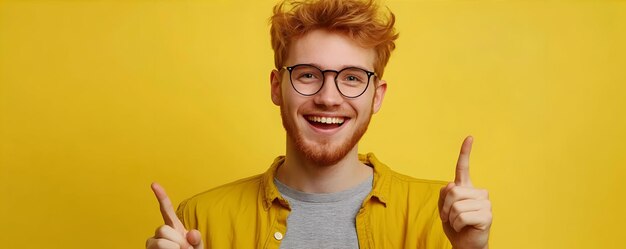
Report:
427,210,454,249
176,197,197,230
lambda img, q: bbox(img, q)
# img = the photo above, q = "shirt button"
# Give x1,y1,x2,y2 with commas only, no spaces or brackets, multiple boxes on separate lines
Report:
274,231,283,240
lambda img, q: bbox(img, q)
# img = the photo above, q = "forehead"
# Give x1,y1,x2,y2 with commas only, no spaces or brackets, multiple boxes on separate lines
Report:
286,29,376,71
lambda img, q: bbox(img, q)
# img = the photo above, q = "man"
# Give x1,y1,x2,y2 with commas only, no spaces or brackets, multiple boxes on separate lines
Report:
146,0,492,248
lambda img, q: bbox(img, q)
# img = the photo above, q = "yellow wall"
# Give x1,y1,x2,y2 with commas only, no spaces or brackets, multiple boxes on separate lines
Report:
1,0,624,248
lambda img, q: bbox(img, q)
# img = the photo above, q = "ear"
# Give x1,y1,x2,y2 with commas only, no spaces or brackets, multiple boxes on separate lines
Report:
372,79,387,114
270,69,282,106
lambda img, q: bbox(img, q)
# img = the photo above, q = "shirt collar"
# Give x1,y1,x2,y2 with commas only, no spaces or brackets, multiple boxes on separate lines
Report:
260,153,391,210
360,153,391,206
260,156,286,210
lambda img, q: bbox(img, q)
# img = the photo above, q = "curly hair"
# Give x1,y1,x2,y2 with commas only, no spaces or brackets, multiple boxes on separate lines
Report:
270,0,398,77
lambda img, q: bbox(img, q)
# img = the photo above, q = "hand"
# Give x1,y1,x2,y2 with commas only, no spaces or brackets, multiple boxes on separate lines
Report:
146,182,204,249
438,136,492,249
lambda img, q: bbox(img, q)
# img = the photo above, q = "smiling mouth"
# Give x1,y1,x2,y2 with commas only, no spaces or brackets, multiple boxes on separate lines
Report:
305,115,347,130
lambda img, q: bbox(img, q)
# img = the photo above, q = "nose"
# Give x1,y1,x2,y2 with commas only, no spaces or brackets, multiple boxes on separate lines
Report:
313,73,343,107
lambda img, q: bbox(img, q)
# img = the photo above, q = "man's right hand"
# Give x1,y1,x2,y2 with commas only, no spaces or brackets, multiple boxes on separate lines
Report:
146,182,204,249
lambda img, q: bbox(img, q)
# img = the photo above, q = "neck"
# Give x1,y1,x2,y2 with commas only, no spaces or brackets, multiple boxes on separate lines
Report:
276,138,373,194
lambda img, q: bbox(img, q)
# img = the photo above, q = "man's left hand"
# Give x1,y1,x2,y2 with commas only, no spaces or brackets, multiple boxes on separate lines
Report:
439,136,492,249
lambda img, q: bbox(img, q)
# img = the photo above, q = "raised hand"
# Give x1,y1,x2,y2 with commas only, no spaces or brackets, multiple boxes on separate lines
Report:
438,136,492,249
146,182,204,249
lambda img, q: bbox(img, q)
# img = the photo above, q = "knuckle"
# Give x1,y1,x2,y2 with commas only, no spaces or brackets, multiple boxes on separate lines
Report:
155,225,167,237
484,208,493,221
450,202,461,214
449,187,460,198
154,239,168,248
481,189,490,199
457,212,468,223
453,215,466,232
155,225,174,238
155,239,179,249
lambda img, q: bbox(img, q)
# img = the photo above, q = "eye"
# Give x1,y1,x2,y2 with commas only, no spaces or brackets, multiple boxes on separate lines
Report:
294,69,322,84
343,74,364,83
297,72,319,81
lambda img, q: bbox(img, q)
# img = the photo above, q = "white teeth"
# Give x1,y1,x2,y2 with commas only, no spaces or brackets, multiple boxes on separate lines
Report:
307,116,345,124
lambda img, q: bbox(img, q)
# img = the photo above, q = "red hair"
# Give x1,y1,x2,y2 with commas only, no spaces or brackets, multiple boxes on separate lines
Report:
270,0,398,77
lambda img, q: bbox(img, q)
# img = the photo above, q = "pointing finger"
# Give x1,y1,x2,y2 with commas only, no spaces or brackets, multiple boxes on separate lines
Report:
455,136,473,187
151,182,186,232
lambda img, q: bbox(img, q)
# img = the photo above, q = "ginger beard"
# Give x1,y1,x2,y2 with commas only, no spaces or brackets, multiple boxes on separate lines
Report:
280,102,373,167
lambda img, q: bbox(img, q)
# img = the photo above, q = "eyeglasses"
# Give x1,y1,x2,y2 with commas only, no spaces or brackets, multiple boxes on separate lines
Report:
282,64,377,98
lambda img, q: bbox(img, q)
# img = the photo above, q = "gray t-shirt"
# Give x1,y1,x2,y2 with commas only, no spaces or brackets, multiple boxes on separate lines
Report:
274,175,373,249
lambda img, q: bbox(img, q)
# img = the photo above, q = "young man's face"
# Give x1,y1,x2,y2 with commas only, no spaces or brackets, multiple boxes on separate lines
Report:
271,29,387,166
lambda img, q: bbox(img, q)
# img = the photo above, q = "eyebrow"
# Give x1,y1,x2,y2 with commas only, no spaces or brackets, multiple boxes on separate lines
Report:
307,62,374,71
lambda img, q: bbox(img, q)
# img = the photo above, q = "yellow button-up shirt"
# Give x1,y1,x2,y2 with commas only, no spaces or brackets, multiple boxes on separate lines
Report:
176,153,453,248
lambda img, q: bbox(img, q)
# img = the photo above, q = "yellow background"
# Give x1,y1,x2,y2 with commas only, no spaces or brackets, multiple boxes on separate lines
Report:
1,0,625,248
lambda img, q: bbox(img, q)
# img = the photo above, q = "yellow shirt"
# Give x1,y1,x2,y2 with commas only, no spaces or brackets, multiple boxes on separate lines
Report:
176,153,453,249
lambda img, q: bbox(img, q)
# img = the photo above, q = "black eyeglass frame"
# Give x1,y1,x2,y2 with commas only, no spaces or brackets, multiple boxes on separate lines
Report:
281,64,377,98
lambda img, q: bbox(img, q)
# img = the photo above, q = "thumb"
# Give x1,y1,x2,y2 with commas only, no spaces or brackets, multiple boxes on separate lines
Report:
454,136,473,187
187,229,204,249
